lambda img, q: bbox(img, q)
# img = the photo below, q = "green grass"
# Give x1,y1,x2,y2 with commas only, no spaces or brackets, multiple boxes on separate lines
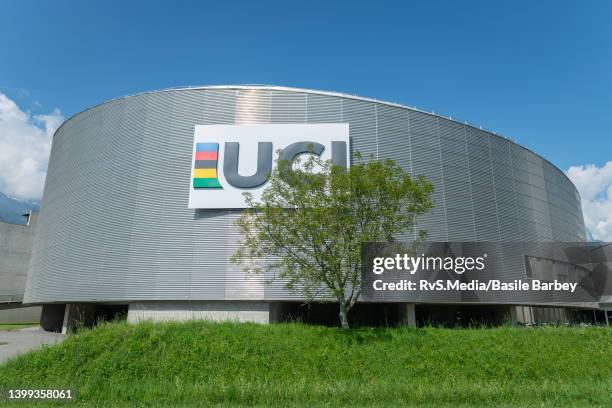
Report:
0,321,610,407
0,324,37,331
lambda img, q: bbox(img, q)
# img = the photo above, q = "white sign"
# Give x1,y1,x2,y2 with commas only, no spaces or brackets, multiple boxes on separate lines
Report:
188,123,350,209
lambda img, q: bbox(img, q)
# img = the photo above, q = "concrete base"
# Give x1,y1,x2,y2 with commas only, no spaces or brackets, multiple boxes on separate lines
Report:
0,305,41,324
127,301,272,324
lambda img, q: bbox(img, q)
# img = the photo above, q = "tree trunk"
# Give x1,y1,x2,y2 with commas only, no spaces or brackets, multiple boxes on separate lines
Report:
339,301,350,329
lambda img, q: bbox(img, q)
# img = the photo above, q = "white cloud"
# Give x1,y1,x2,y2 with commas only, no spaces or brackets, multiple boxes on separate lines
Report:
566,161,612,242
0,92,63,201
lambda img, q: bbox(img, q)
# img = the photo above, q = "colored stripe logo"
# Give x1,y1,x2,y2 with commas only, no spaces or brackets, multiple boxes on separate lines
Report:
193,143,222,188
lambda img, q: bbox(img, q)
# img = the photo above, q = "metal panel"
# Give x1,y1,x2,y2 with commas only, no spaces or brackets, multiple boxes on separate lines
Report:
271,91,307,123
342,98,377,161
306,94,342,123
439,119,475,241
408,112,448,241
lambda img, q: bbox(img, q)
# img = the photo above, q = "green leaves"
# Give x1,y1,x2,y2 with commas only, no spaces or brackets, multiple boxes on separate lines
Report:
231,153,433,327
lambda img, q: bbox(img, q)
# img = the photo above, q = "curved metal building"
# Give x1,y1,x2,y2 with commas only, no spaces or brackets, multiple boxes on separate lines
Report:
24,85,591,328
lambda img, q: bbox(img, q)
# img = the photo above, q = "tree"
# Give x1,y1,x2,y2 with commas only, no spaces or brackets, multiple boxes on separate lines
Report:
231,153,433,329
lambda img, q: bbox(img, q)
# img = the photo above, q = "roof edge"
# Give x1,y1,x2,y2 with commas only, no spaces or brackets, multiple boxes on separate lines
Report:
53,84,580,197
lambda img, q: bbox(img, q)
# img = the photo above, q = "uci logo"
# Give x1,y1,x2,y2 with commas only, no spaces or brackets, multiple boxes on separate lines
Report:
192,141,347,189
188,123,349,209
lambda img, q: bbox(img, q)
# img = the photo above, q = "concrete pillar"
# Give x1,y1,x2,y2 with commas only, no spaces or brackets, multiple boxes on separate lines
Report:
269,303,283,323
40,304,66,332
61,304,70,334
397,303,416,327
127,301,272,324
509,306,519,325
512,306,535,326
61,303,97,333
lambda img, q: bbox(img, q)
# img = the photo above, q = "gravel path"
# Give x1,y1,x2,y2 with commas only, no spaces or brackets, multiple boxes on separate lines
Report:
0,327,64,364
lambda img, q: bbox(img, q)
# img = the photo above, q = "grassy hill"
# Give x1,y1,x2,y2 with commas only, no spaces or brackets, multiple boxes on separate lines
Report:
0,321,611,407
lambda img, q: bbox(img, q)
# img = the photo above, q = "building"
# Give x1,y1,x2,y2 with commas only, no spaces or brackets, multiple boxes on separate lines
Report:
22,85,610,330
0,212,42,323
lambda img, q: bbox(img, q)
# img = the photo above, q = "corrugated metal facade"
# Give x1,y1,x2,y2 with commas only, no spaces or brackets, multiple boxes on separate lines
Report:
24,86,586,303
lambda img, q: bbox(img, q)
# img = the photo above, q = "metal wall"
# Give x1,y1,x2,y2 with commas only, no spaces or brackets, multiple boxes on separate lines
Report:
24,86,586,304
1,214,37,303
0,214,42,323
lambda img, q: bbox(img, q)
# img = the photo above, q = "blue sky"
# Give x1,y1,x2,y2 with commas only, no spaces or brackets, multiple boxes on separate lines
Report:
2,0,611,168
1,1,611,238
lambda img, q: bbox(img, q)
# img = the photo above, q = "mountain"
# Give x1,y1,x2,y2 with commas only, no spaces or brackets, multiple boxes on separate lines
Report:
0,192,39,225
